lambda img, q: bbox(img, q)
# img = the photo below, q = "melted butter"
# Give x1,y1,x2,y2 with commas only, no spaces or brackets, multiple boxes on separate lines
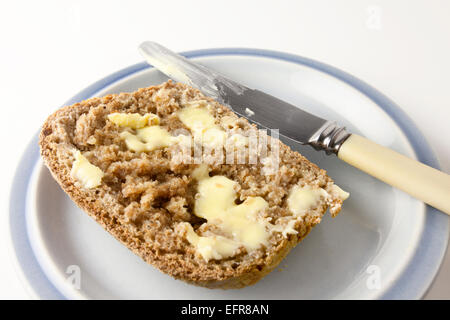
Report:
331,184,350,201
178,106,217,133
71,151,104,188
202,127,226,146
221,115,238,129
177,106,250,149
108,112,159,129
287,185,329,217
185,165,270,261
108,112,175,152
177,106,226,146
227,133,248,148
271,218,298,237
120,126,174,152
191,163,209,180
183,223,241,262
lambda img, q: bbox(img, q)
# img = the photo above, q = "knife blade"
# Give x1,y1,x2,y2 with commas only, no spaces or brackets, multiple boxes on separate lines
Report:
138,41,349,152
138,41,450,215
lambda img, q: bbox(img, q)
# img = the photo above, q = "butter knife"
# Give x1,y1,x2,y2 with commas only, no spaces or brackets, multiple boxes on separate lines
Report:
139,41,450,215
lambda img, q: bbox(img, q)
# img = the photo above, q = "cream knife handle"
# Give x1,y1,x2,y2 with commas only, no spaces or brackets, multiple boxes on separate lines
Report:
338,134,450,215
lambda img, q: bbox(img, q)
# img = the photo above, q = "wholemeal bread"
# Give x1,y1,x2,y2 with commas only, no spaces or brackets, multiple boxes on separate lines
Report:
39,80,348,289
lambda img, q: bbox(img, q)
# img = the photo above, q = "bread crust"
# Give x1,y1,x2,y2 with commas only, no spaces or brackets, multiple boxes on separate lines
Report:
39,81,343,289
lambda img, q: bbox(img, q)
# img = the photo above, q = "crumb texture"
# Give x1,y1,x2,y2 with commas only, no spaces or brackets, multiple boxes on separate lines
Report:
39,81,344,288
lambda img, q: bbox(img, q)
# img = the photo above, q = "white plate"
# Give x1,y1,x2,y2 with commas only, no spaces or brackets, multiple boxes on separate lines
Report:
9,49,449,299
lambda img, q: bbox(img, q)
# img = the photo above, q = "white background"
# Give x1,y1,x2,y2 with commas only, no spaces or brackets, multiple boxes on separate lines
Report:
1,0,449,299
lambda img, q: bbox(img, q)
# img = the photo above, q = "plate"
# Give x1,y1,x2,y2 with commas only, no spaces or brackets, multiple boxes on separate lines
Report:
8,48,449,299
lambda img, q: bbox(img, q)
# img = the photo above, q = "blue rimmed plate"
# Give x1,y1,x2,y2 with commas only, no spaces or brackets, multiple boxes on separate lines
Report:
8,48,449,299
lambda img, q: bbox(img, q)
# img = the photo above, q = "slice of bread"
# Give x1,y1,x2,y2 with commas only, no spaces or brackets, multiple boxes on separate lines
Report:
39,80,347,289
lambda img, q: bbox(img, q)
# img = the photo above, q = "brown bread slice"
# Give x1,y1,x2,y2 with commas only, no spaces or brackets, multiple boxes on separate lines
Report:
39,80,346,289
